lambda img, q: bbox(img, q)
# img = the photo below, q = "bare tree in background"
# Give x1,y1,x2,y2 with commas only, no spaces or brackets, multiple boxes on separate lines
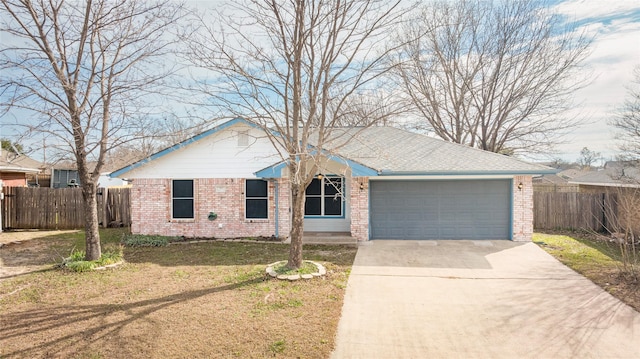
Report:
0,0,186,260
393,0,591,154
612,65,640,160
187,0,408,268
578,147,601,169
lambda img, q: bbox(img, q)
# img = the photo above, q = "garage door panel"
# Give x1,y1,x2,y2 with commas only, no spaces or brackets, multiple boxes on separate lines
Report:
370,180,511,240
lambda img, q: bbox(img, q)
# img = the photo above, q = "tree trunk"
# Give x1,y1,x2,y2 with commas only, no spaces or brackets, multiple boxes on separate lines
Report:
288,182,305,269
82,183,101,261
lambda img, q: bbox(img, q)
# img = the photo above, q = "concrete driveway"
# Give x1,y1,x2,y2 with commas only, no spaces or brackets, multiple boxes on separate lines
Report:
331,240,640,359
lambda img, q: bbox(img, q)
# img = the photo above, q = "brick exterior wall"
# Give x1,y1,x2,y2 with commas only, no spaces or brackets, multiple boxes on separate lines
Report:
0,172,28,187
512,175,534,241
350,177,369,241
132,175,534,242
131,178,290,239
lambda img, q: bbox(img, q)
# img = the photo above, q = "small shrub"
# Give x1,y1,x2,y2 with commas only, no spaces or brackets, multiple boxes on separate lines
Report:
122,234,180,247
272,261,318,275
60,248,123,272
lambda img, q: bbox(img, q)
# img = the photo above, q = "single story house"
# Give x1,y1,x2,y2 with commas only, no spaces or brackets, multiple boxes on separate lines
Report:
0,151,42,187
570,161,640,235
111,118,553,242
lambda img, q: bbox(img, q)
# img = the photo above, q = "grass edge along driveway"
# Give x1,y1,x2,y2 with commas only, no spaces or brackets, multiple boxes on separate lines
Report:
534,231,640,313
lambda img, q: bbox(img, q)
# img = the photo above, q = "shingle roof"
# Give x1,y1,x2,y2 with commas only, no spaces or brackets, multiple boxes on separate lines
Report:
570,165,640,188
113,118,555,178
320,127,553,175
0,151,42,173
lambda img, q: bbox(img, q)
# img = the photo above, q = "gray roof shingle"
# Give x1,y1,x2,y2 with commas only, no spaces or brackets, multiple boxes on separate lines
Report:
320,127,553,174
570,163,640,187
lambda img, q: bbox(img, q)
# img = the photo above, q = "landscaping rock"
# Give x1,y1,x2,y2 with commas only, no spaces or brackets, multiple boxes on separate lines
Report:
287,274,301,281
301,274,313,280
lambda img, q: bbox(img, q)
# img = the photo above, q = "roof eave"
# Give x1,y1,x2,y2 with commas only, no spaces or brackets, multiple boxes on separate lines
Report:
569,181,640,188
254,155,378,179
0,166,41,173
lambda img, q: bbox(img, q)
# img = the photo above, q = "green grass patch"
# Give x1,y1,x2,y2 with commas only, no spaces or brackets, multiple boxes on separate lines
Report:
60,248,124,272
121,234,181,247
269,340,286,354
533,233,617,273
272,261,318,275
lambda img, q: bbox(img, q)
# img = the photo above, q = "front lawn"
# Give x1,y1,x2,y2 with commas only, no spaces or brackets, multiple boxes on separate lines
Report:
0,229,357,358
534,232,639,312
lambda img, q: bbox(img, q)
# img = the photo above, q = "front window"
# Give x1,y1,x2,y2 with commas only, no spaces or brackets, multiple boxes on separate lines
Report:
246,179,268,219
172,180,194,219
305,176,343,216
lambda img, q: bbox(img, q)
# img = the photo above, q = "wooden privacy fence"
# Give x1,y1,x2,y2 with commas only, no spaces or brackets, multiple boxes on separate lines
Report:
1,186,131,230
533,192,617,231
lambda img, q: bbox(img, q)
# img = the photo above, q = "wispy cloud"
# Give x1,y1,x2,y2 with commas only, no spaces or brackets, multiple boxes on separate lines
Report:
549,0,640,161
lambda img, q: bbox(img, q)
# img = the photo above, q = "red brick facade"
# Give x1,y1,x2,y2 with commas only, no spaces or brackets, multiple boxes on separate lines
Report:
131,178,290,239
132,175,534,241
512,175,534,241
0,172,28,187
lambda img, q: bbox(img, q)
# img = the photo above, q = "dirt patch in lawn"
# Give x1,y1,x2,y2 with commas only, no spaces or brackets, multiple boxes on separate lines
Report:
0,230,82,279
0,230,357,358
535,231,639,313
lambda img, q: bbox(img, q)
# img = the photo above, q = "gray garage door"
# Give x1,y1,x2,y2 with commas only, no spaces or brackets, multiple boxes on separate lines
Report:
370,180,511,240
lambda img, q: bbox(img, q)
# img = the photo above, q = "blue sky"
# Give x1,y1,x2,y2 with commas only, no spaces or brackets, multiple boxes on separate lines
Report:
1,0,639,165
550,0,640,163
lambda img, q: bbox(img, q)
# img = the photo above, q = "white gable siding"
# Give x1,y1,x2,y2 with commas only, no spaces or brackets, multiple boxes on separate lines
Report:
123,124,282,179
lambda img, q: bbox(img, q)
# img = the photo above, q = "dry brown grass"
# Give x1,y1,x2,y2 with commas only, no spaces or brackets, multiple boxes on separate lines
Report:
0,230,356,358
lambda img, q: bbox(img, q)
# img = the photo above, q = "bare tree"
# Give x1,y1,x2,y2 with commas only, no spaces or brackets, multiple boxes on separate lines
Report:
392,0,591,154
612,65,640,160
328,92,407,127
578,147,601,169
0,0,186,260
186,0,408,268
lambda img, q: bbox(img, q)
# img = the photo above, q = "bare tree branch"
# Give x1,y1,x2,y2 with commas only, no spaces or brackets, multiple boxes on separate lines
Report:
612,65,640,160
184,0,410,268
0,0,187,260
392,0,592,155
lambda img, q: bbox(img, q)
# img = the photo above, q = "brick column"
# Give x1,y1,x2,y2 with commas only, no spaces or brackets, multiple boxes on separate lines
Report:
350,177,369,241
512,176,533,241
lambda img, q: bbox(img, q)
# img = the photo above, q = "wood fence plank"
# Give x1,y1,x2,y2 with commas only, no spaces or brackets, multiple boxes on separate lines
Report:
1,187,131,230
533,191,618,231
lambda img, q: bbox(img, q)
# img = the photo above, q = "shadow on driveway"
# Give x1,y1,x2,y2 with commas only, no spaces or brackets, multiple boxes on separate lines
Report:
332,240,640,359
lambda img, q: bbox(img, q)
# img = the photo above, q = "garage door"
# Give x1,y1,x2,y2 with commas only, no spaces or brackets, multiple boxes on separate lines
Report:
369,180,511,240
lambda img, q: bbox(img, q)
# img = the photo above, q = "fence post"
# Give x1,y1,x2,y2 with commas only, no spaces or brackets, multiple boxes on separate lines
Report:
101,187,108,228
0,179,3,232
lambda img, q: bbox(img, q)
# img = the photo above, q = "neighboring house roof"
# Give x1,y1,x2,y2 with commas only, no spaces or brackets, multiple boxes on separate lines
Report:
0,151,42,174
112,117,555,178
557,168,592,180
533,174,569,185
570,161,640,188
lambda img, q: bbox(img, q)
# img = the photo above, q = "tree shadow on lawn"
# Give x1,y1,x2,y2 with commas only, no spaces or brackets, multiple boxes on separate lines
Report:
0,277,264,358
124,241,357,267
0,228,127,268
